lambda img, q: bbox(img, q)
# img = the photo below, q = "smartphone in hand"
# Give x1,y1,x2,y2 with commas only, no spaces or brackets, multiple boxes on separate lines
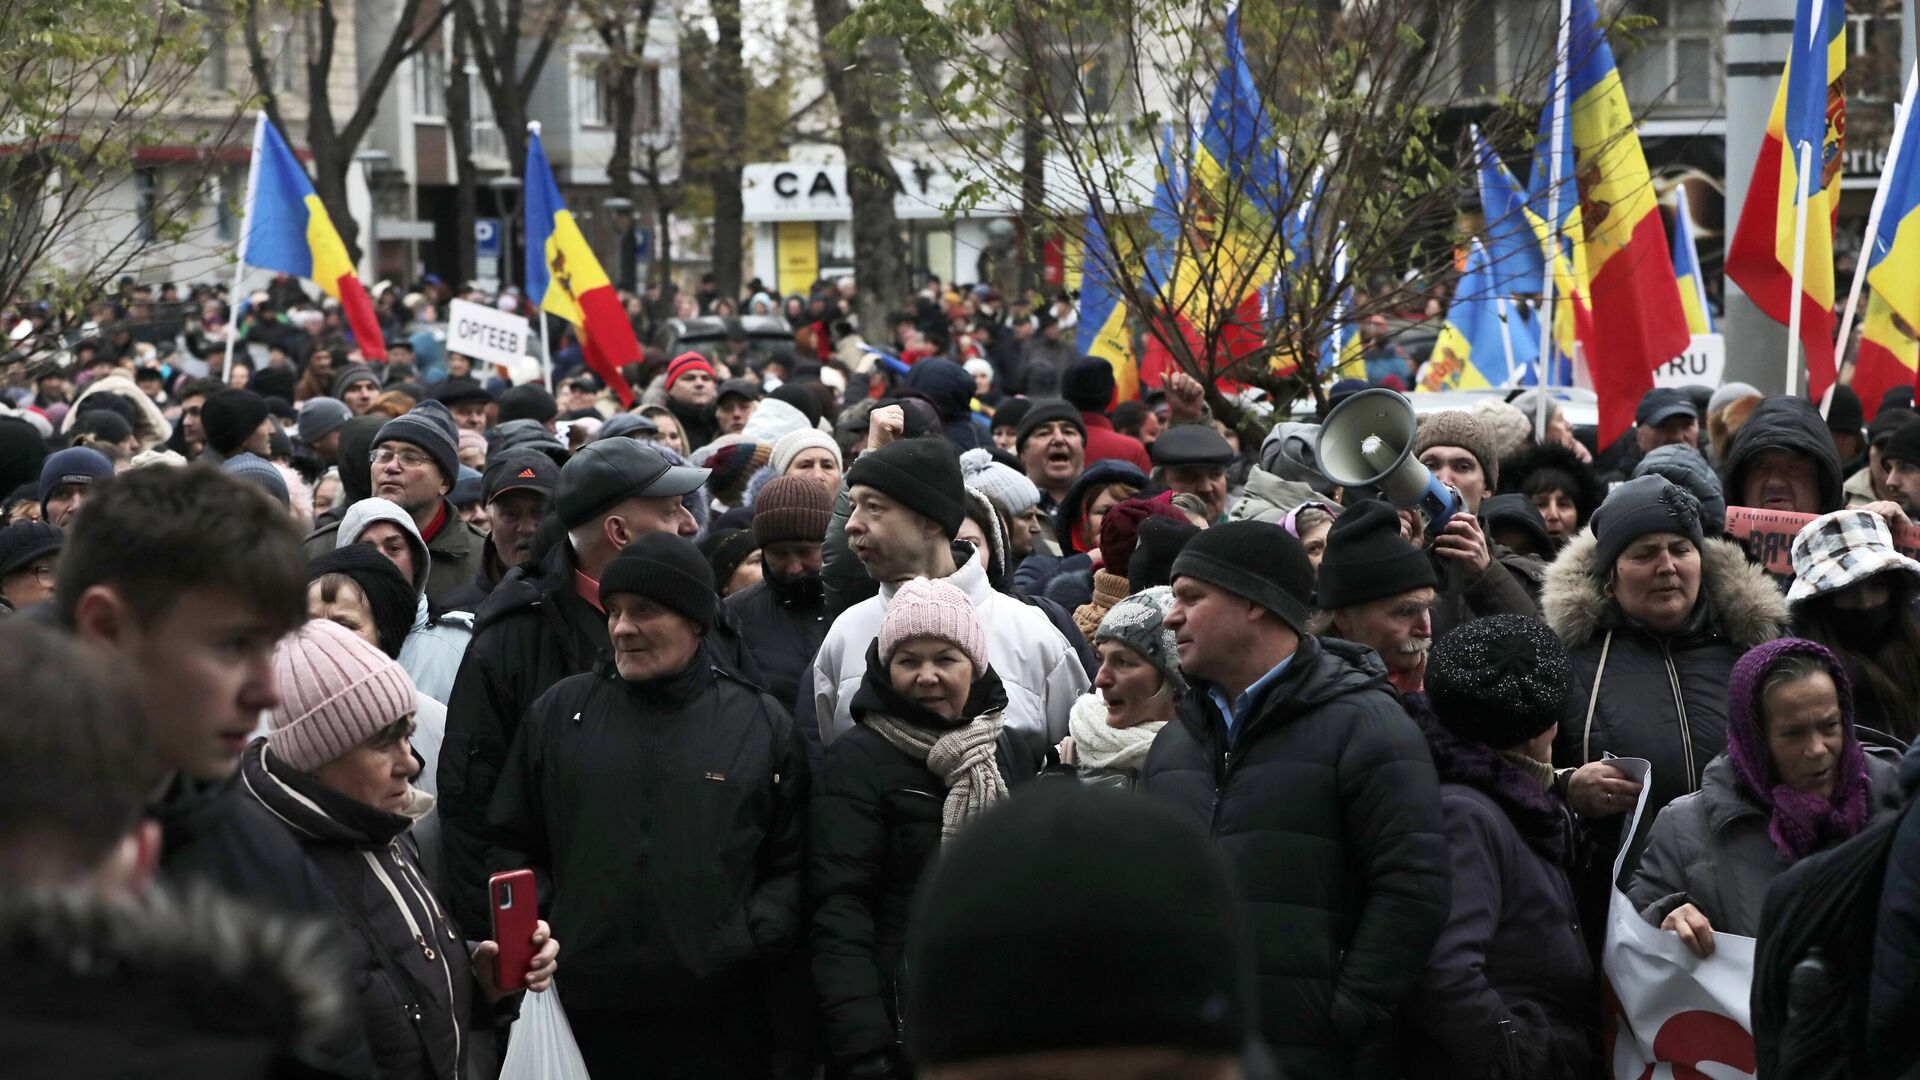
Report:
487,869,538,990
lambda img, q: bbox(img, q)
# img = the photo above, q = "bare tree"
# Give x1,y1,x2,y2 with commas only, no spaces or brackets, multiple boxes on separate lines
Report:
242,0,453,259
462,0,574,173
812,0,911,334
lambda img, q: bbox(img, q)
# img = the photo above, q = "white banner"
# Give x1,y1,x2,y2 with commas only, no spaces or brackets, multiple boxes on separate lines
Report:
1602,758,1757,1079
447,298,531,372
1653,334,1727,389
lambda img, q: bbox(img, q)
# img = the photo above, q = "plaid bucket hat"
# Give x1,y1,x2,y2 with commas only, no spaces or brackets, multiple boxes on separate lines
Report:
1787,509,1920,606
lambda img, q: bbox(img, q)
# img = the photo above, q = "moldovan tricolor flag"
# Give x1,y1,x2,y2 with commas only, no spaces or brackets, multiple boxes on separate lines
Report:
1418,241,1511,392
239,113,386,360
1671,186,1715,334
1557,0,1691,445
1075,206,1140,404
1859,87,1920,419
525,124,638,407
1726,0,1846,400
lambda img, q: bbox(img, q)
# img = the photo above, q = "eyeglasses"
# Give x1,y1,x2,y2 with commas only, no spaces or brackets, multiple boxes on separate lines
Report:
25,563,54,585
370,448,434,469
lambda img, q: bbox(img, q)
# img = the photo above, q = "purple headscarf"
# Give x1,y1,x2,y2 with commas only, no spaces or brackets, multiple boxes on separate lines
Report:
1725,638,1871,861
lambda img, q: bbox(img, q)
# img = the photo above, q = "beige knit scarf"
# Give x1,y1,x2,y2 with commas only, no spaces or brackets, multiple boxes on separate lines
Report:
866,709,1010,842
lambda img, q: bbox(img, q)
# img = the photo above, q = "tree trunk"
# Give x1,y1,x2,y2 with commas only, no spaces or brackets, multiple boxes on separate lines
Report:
448,4,477,281
811,0,908,337
1017,84,1045,298
707,0,746,300
309,132,361,261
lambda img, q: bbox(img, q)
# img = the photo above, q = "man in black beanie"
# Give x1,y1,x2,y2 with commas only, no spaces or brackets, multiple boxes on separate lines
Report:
904,785,1257,1077
198,388,272,463
1063,357,1151,471
1014,399,1087,513
498,383,559,430
489,530,807,1078
1316,499,1441,695
1880,417,1920,517
1142,519,1448,1078
302,399,488,604
804,424,1088,760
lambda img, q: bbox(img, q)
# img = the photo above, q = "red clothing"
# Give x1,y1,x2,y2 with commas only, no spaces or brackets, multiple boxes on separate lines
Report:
1079,412,1152,472
574,570,604,613
419,502,448,544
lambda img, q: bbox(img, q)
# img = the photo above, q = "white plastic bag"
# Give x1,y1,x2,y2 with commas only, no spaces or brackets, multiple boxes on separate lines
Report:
499,983,590,1080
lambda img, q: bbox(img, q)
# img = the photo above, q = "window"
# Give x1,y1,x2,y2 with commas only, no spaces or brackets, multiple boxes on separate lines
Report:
271,17,303,93
199,10,227,91
216,168,240,242
1849,11,1904,105
1453,0,1555,100
414,42,446,119
578,57,611,128
637,63,661,132
136,169,161,243
1043,24,1127,119
1619,0,1722,109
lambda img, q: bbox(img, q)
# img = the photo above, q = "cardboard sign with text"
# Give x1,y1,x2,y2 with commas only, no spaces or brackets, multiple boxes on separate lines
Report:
1724,505,1920,577
447,298,531,371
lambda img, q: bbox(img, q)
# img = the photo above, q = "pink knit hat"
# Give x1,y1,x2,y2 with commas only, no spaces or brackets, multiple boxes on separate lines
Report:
268,618,417,771
880,577,987,674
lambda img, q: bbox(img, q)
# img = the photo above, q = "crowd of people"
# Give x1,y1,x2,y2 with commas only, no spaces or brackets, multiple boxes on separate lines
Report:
5,268,1920,1080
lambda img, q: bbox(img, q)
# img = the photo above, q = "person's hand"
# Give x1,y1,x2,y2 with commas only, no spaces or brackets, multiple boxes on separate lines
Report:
1431,512,1492,582
1660,903,1715,959
1863,500,1913,530
471,920,559,1002
867,404,905,450
1567,761,1642,818
1397,508,1422,545
1056,736,1076,766
1166,370,1207,423
1565,436,1593,463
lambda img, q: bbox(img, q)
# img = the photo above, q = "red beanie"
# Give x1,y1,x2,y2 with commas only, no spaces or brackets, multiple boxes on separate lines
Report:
666,352,715,391
1099,493,1190,580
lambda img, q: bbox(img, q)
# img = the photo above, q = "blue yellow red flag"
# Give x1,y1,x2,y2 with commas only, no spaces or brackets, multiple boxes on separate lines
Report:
1860,79,1920,418
1473,125,1543,297
1418,241,1511,391
1076,206,1140,403
1670,186,1714,334
525,124,638,406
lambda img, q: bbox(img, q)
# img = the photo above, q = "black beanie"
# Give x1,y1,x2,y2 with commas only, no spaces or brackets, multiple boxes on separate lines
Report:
1170,520,1314,632
903,784,1254,1066
1129,515,1200,589
991,397,1032,433
1884,414,1920,468
498,384,558,425
1590,474,1704,573
1316,499,1437,610
699,527,759,588
1425,614,1574,748
1061,357,1116,413
373,401,461,485
250,365,296,403
201,389,270,456
1826,385,1864,436
598,531,718,631
306,545,415,658
1014,399,1088,452
844,436,965,538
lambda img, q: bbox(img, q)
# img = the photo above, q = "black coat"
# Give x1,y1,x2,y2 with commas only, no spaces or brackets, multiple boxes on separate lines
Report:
809,658,1026,1067
241,742,482,1080
1869,743,1920,1075
1140,635,1450,1078
486,647,808,1016
151,768,340,919
438,541,765,937
725,574,829,709
1720,395,1846,515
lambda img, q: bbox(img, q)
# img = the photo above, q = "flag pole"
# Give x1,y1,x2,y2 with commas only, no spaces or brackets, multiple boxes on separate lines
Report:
1534,0,1570,441
224,112,267,386
1834,62,1918,381
1786,139,1816,397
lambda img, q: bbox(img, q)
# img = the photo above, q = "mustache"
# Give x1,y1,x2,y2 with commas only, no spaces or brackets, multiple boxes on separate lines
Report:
1395,637,1431,656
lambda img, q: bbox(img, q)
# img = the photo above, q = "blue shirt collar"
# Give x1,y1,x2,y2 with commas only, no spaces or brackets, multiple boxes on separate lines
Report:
1207,653,1293,734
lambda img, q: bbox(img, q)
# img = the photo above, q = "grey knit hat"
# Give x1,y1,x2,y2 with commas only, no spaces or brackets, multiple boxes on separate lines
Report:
1412,410,1499,491
1591,474,1705,572
296,397,351,445
1093,586,1186,696
959,447,1040,517
373,400,461,485
1633,444,1726,534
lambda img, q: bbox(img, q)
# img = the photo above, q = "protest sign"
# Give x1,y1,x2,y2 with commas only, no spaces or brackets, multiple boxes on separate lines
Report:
1723,505,1920,577
447,298,531,371
1602,758,1757,1080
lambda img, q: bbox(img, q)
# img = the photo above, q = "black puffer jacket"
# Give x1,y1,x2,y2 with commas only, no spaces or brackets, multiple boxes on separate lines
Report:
486,647,808,1015
725,573,829,709
1543,531,1788,818
438,541,765,938
241,741,481,1080
1719,395,1846,514
809,653,1027,1068
1140,635,1450,1078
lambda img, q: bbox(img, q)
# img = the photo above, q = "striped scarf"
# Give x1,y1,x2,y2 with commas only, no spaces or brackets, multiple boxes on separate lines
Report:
865,710,1010,842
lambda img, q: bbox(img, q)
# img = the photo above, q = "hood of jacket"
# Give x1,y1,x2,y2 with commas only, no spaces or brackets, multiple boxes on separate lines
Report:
1055,458,1148,554
1541,529,1787,650
240,739,429,849
904,358,977,421
64,373,172,449
1720,396,1845,514
1228,465,1321,525
1258,421,1336,495
336,497,431,595
470,535,578,634
1179,633,1391,743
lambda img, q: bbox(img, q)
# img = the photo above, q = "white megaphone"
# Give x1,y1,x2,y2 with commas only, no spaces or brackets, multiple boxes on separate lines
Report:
1314,388,1459,542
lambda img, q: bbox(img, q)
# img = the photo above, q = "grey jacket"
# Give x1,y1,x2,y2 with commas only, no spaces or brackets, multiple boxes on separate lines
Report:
1628,753,1905,938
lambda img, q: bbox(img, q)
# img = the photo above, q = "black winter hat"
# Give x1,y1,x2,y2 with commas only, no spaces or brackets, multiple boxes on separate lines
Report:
373,400,461,485
903,784,1254,1066
1827,385,1864,436
1128,515,1199,589
497,384,558,425
305,545,414,658
1060,357,1116,413
844,436,965,539
699,527,759,589
432,378,493,407
1499,441,1604,526
1591,474,1704,572
1425,614,1574,749
201,389,270,456
1150,423,1235,468
556,439,707,527
331,363,380,399
1316,499,1437,611
1013,399,1087,451
0,417,50,501
0,520,61,578
1478,493,1552,558
250,365,296,404
1170,520,1314,632
71,408,132,448
990,397,1032,433
1885,415,1920,468
599,531,718,631
1869,407,1919,448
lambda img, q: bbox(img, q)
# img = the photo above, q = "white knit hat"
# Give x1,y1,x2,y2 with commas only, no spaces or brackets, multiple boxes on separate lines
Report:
772,426,842,475
268,619,417,771
881,577,988,674
958,447,1040,517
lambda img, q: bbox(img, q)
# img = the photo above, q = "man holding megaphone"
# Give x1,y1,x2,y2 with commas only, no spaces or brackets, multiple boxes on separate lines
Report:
1316,390,1540,640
